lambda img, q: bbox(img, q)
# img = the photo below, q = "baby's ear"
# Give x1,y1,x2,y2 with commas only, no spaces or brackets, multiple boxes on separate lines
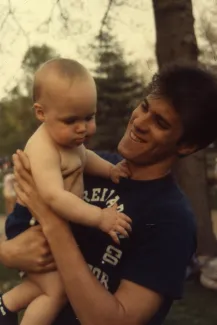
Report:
33,103,45,122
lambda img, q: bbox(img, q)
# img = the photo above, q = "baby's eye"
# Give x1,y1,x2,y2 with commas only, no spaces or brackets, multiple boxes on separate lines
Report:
85,115,95,122
63,118,76,125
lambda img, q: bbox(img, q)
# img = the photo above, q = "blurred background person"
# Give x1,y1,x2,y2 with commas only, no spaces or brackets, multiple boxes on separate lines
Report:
3,161,16,215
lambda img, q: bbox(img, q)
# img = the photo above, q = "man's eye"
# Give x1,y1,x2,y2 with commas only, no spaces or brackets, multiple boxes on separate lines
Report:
155,117,169,130
141,102,148,112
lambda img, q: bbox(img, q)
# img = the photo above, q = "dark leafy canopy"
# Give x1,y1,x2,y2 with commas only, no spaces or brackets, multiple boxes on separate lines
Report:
89,27,144,151
22,45,59,75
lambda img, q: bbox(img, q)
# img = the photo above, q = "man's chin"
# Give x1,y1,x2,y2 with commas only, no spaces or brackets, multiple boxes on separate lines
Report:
117,145,132,162
117,141,125,157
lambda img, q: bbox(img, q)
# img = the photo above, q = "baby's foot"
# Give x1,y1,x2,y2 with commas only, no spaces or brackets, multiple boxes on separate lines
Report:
0,295,18,325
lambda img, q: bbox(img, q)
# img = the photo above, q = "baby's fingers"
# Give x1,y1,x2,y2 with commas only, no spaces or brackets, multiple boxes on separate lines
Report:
121,214,132,223
115,226,129,238
118,161,131,177
118,218,132,232
119,171,130,179
112,175,120,184
109,231,120,245
121,167,131,177
120,213,132,224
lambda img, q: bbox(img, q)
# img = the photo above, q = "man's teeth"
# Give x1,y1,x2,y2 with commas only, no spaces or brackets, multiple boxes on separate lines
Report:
130,131,143,143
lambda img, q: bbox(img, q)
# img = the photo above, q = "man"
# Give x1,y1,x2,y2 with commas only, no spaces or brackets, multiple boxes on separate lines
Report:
1,61,217,325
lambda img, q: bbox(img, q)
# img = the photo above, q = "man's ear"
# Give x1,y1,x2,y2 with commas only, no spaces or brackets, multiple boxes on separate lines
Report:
33,103,45,122
177,142,198,157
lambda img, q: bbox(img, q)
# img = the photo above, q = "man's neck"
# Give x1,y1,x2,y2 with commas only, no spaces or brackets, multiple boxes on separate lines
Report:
127,158,176,181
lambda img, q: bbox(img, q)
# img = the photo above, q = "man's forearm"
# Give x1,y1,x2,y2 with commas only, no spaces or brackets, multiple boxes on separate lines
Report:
41,216,127,325
0,239,15,268
0,226,56,273
0,240,8,266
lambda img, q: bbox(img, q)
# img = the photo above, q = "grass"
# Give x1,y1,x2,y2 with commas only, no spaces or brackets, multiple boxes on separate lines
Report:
0,263,20,292
0,262,217,325
164,278,217,325
0,264,18,283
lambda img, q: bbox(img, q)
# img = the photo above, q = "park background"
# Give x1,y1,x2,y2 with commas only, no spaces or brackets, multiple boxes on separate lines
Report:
1,0,217,324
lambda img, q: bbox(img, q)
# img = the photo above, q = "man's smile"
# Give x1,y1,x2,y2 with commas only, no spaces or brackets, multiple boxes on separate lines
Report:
129,131,146,143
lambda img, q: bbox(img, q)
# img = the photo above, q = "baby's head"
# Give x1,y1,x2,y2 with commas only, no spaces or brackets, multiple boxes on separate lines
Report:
33,58,97,147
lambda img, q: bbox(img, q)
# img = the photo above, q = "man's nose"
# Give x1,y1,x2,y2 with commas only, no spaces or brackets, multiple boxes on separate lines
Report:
133,114,150,133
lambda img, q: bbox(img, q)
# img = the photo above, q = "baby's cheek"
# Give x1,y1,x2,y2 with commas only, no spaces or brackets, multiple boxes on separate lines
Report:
88,122,97,136
61,129,72,141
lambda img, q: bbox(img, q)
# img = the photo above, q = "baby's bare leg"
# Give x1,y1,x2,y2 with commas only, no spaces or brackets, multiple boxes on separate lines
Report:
20,271,66,325
2,279,42,312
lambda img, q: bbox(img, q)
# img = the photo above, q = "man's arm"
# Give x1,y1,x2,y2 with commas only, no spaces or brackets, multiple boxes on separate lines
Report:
42,216,163,325
0,226,55,273
0,217,162,325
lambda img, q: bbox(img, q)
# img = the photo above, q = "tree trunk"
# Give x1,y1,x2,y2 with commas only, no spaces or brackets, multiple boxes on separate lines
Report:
152,0,217,256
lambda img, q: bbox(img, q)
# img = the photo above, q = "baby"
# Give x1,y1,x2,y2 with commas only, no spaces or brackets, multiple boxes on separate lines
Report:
1,58,131,325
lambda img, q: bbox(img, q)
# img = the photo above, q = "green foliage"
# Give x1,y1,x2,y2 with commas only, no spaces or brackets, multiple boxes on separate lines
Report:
89,27,144,151
0,96,38,156
22,45,58,75
0,45,58,157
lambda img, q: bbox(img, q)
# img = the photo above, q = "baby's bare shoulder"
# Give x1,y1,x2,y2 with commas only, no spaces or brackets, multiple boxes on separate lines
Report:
24,125,56,156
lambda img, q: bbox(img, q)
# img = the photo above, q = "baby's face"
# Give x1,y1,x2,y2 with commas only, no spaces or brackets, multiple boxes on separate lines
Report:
44,76,97,148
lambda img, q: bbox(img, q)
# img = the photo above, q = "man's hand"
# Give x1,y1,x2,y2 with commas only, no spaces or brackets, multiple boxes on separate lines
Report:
110,160,131,184
0,226,56,273
98,204,132,244
13,150,53,224
13,149,38,206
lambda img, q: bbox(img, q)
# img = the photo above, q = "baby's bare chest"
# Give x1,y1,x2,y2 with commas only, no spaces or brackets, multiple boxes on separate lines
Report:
60,146,86,197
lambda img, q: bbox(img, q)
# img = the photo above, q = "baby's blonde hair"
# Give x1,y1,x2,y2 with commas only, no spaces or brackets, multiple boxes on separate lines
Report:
33,58,90,102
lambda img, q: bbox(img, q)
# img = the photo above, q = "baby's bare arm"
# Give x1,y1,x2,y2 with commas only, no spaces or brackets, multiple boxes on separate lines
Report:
25,134,102,227
85,150,131,183
84,150,113,178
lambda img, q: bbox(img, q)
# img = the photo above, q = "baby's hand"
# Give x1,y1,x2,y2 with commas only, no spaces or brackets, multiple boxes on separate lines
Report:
110,160,131,184
98,204,132,244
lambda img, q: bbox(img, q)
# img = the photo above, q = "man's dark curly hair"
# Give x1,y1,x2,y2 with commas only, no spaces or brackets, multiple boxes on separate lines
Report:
146,61,217,150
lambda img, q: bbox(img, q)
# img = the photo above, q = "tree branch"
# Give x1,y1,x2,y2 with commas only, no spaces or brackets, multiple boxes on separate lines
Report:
0,12,10,32
36,0,58,32
57,0,69,31
4,0,30,45
98,0,115,38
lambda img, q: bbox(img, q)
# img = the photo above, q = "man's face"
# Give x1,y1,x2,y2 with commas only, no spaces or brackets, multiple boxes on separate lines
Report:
118,95,184,165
